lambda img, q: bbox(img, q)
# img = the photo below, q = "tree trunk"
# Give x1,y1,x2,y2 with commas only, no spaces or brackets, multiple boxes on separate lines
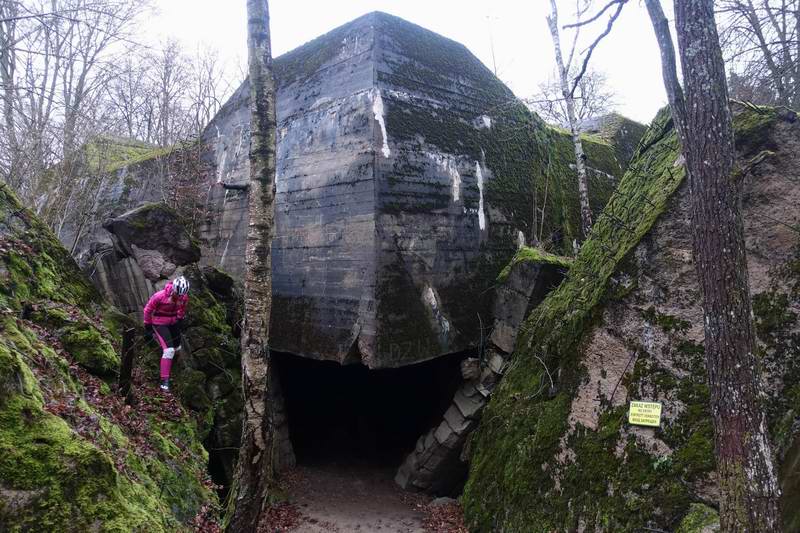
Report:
117,327,136,404
648,0,782,530
547,0,592,240
226,0,277,531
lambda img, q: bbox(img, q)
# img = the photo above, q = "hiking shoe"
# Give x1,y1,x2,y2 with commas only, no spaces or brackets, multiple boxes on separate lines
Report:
160,379,170,391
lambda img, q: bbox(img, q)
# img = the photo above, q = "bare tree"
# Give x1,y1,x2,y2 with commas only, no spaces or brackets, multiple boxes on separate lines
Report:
227,0,277,530
717,0,799,107
528,67,616,127
1,1,238,250
645,0,782,530
546,0,594,240
0,0,148,221
104,42,233,146
544,0,628,242
105,54,151,140
149,38,190,147
187,45,231,136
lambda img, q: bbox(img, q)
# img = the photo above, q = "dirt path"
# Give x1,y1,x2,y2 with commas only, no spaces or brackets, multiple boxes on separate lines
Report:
281,464,428,532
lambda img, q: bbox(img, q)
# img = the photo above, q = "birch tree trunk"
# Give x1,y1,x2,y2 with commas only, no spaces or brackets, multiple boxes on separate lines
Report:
227,0,277,530
646,0,782,530
547,0,593,240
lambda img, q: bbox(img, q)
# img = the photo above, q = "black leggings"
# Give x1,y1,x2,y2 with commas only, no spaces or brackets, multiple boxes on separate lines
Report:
152,323,183,350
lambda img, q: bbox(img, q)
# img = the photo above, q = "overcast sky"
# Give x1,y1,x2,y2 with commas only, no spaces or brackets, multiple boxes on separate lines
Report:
145,0,675,124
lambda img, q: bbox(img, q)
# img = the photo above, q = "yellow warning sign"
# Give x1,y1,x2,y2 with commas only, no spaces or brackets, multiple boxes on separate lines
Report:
628,401,662,427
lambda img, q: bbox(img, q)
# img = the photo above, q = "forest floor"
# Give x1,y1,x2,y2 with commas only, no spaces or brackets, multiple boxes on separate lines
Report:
258,464,467,533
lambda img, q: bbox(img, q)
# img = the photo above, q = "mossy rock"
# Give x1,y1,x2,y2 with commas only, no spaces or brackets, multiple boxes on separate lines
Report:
175,368,212,413
675,504,720,533
0,182,217,530
81,135,170,174
464,106,799,531
103,203,201,266
496,246,573,283
0,184,99,312
60,324,120,378
0,320,213,532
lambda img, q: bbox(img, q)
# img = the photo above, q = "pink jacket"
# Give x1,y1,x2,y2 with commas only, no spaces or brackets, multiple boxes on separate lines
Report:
143,282,189,326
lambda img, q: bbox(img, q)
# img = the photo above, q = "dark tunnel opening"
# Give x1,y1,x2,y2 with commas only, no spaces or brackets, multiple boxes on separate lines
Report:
274,351,465,469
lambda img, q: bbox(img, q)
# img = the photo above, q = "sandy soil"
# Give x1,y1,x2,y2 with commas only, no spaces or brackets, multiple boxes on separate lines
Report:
282,464,427,533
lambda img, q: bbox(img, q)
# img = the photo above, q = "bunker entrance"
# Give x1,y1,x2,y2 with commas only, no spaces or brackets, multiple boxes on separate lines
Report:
274,351,464,470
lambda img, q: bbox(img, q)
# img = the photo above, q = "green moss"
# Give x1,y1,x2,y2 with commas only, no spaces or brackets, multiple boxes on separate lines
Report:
463,104,796,532
732,105,778,156
511,107,683,364
675,504,719,532
382,76,620,258
496,246,573,283
0,319,215,531
581,113,649,171
60,325,120,378
0,183,99,311
0,182,217,530
464,107,689,531
29,305,71,327
0,334,200,532
175,368,212,415
82,136,170,174
753,291,796,341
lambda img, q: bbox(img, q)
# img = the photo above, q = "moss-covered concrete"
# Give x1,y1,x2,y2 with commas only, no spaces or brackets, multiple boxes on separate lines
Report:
383,96,621,258
580,113,649,172
82,136,172,174
463,106,798,531
497,246,573,284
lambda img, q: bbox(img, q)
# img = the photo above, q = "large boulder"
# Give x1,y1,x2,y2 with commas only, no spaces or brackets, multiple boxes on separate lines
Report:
103,203,201,273
88,203,200,314
463,106,800,532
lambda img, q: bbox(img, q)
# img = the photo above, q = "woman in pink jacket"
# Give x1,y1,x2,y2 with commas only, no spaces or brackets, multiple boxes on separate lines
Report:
143,275,190,391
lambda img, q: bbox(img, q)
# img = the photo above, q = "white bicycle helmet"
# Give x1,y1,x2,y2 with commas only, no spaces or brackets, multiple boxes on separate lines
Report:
173,275,190,296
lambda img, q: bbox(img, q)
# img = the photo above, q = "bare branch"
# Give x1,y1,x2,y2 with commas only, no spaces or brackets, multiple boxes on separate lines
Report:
569,0,628,97
563,0,625,29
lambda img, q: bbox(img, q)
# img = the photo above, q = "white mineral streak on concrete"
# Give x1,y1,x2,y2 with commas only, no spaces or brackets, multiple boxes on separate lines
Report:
216,151,227,184
476,161,486,230
423,285,450,336
426,151,461,202
451,164,461,203
386,89,414,102
219,189,231,267
233,129,245,161
518,230,525,249
372,89,391,158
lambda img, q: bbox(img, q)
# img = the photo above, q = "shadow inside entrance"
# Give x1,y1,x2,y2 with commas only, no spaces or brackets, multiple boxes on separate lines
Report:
274,351,464,470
